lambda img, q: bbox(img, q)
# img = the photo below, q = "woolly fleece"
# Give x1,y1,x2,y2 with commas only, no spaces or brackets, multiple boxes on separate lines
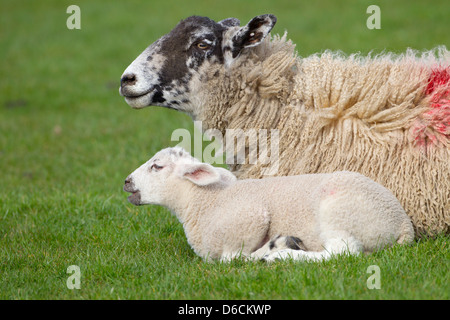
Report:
192,35,449,236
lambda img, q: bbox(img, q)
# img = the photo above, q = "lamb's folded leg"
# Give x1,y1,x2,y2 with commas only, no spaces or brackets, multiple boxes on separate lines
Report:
250,235,307,260
262,236,362,262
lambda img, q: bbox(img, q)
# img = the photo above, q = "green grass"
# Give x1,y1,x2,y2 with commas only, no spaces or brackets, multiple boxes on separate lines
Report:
0,0,449,300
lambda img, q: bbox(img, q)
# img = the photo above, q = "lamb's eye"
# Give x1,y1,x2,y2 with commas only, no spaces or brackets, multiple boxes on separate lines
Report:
196,42,210,50
150,164,163,171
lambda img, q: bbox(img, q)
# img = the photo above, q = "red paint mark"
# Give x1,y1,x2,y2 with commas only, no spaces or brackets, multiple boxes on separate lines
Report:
426,67,450,96
411,66,450,149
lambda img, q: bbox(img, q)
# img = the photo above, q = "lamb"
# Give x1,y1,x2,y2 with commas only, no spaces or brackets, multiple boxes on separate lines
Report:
123,147,414,262
119,14,450,236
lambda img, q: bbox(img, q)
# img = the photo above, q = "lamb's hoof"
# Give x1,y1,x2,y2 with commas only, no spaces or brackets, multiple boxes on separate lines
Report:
285,236,307,251
261,254,280,263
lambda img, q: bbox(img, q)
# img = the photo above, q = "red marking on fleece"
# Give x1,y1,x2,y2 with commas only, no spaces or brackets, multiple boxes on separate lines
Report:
411,66,450,149
426,67,450,96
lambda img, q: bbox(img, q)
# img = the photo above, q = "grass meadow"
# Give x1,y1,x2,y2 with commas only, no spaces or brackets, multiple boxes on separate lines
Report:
1,0,449,300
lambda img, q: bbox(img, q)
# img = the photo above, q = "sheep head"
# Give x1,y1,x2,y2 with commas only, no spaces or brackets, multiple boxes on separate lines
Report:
124,147,236,206
119,14,277,115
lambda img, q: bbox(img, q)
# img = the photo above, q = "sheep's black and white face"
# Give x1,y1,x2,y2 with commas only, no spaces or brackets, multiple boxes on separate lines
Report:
119,14,276,114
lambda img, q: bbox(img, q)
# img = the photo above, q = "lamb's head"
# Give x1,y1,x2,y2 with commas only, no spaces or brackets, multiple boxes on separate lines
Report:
124,147,237,206
119,14,276,115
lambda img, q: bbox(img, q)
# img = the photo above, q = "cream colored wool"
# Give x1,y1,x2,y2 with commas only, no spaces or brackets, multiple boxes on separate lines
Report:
191,34,449,236
125,147,414,262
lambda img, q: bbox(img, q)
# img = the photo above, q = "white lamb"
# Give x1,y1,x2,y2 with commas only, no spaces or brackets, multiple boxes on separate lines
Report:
124,147,414,262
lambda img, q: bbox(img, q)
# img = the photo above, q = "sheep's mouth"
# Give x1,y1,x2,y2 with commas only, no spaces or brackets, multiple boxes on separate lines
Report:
121,88,155,109
121,85,168,109
127,191,142,206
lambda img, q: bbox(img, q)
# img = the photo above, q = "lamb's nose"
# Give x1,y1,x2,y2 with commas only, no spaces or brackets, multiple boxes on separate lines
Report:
123,177,134,192
121,73,137,87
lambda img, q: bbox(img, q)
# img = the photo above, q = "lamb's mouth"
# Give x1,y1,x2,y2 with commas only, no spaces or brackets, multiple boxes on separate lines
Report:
127,191,142,206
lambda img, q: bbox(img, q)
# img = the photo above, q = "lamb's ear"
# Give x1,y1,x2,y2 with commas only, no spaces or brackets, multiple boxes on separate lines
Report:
223,14,276,66
215,167,237,184
181,163,222,186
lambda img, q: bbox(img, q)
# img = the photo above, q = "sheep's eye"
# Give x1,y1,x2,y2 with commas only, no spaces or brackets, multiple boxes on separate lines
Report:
196,42,210,50
150,164,163,171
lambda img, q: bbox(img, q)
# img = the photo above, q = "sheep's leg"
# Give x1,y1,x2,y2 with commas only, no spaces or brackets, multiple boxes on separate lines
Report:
262,236,362,262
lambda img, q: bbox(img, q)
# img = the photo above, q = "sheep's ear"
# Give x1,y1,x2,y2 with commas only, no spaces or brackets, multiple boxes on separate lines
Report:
181,163,222,186
223,14,276,67
218,17,240,28
239,14,276,48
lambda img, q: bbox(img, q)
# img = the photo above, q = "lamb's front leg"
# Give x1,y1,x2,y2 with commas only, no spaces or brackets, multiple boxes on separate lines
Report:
219,251,247,262
211,206,272,262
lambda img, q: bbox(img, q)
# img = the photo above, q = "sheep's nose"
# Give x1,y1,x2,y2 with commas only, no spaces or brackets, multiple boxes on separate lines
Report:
121,73,137,87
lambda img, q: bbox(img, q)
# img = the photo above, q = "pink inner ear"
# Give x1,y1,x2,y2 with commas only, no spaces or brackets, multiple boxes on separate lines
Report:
182,163,220,186
188,168,208,180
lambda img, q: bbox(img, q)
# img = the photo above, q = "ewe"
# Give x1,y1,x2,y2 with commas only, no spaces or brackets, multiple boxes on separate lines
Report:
124,147,414,262
120,14,450,236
